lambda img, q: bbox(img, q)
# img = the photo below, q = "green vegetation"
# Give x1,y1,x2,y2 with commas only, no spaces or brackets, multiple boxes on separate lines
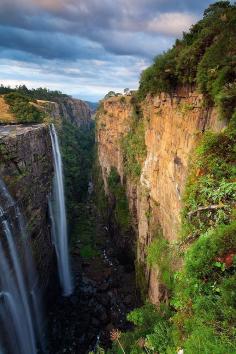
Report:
103,91,125,99
171,224,236,354
59,118,95,259
138,1,236,121
104,91,116,99
0,84,68,101
147,230,173,291
121,111,146,180
182,115,236,240
108,167,131,231
60,119,95,224
71,202,98,259
110,303,172,354
168,113,236,353
4,92,44,123
177,102,195,116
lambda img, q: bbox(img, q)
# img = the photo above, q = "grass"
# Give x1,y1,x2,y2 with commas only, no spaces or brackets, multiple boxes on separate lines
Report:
0,96,16,123
4,92,44,123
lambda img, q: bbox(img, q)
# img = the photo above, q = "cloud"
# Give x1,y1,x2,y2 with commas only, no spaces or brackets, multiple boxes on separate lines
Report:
0,0,211,57
0,0,210,36
147,12,198,36
0,0,214,100
0,55,148,101
0,26,106,61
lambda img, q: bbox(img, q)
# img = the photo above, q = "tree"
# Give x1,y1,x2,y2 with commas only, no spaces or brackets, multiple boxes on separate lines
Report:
104,91,116,99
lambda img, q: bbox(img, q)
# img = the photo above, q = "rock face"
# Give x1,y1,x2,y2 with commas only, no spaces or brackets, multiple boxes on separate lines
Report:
0,124,54,291
97,98,133,190
38,97,92,128
97,90,226,303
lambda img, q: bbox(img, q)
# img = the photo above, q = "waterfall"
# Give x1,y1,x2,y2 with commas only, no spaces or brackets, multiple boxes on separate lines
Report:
49,124,73,296
0,178,43,354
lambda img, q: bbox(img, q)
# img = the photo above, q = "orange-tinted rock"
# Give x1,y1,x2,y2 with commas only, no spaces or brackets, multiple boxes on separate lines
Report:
97,91,226,304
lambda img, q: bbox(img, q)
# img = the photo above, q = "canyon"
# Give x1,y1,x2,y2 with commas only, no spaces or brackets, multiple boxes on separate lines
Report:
38,97,92,128
0,83,234,353
0,2,234,352
0,2,235,353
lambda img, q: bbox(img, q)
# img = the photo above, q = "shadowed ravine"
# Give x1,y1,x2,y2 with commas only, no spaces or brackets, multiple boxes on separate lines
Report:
46,196,139,353
43,121,139,353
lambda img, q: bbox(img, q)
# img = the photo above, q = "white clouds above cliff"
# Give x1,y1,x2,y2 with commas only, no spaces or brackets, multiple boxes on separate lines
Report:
0,0,214,100
147,12,197,35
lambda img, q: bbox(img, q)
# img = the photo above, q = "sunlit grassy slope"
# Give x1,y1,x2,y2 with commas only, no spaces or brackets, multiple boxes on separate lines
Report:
0,96,16,123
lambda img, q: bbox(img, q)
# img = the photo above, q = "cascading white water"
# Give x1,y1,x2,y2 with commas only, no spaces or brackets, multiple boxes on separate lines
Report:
2,220,36,351
49,124,73,296
0,178,43,354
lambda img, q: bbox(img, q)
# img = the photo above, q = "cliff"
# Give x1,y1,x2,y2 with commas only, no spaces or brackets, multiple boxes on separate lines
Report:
97,90,226,303
38,97,92,128
0,124,54,290
0,93,92,128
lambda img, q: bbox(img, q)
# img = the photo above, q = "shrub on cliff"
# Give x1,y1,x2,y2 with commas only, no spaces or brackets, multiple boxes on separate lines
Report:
1,84,68,101
147,231,174,291
121,117,146,180
4,92,44,123
182,117,236,239
138,1,236,121
108,167,131,231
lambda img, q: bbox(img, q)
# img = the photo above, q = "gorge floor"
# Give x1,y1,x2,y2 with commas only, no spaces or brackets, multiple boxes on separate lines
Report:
46,199,140,354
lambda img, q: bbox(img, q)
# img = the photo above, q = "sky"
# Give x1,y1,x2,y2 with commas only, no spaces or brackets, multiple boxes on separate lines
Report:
0,0,215,101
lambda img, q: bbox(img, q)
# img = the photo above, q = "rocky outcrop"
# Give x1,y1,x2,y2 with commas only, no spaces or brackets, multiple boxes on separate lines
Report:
38,97,92,128
0,124,54,290
97,90,226,303
97,97,134,192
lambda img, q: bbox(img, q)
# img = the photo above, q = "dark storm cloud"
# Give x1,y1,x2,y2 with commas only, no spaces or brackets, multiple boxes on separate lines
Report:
0,24,173,61
0,26,106,61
